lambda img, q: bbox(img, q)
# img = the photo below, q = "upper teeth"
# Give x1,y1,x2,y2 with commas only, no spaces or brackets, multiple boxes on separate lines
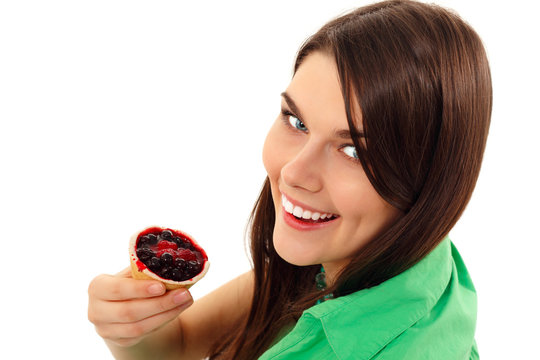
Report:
281,194,336,221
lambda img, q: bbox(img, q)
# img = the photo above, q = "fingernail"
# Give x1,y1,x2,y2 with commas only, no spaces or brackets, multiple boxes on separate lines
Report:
148,283,165,295
173,290,191,305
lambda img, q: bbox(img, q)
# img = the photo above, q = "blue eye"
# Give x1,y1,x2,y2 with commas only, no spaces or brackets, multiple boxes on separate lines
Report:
342,145,359,160
287,115,308,132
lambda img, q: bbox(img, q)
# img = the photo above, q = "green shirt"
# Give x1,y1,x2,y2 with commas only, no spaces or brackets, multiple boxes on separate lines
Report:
259,237,479,359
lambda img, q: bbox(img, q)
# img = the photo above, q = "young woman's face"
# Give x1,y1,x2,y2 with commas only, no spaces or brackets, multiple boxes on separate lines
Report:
263,51,401,280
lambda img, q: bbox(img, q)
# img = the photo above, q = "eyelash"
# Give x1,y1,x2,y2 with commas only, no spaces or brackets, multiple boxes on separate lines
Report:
340,144,360,162
281,109,307,133
280,108,361,163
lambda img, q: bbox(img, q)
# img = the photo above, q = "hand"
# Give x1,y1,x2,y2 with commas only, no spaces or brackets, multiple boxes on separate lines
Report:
88,268,193,347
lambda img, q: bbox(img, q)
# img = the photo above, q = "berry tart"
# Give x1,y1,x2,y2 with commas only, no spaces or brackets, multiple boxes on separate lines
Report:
129,226,209,290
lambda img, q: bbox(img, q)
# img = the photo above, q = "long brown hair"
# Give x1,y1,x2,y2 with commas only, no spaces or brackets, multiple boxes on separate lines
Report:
209,1,492,358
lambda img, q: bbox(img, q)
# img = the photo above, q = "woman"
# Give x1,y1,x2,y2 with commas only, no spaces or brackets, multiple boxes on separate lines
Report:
88,1,491,358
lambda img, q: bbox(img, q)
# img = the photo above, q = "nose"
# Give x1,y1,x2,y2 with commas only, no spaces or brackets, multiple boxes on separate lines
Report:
281,141,324,193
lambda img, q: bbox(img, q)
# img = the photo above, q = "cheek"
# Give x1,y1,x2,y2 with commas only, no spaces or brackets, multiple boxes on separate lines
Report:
331,170,374,214
331,171,400,234
262,120,286,181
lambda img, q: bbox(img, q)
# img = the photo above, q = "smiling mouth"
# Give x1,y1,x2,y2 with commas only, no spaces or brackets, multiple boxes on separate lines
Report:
281,194,339,223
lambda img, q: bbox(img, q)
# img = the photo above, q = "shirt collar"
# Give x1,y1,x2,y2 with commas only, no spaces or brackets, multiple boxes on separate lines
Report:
306,237,453,359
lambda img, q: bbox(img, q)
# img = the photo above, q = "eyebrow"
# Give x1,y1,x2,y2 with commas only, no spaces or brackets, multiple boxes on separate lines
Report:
280,92,305,120
335,129,364,139
280,91,365,139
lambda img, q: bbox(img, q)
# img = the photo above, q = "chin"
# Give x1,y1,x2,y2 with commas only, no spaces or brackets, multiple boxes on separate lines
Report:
272,233,320,267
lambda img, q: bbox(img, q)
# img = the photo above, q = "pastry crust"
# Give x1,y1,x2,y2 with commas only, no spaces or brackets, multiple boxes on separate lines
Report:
129,226,210,290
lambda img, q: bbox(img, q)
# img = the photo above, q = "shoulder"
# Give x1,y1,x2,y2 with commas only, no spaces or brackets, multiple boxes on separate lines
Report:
261,238,478,360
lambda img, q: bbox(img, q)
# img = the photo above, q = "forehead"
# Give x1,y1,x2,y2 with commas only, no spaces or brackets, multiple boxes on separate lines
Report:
286,51,362,132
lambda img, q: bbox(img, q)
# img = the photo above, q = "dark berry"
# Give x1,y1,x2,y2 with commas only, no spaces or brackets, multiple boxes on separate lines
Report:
187,260,202,274
160,229,173,240
138,235,147,246
158,267,170,278
171,268,183,281
147,257,161,272
138,235,151,247
136,247,155,261
174,258,186,270
147,233,158,245
172,236,184,248
160,253,174,266
138,233,158,247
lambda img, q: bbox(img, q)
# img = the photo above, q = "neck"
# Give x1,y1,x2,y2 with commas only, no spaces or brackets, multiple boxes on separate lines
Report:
321,262,342,287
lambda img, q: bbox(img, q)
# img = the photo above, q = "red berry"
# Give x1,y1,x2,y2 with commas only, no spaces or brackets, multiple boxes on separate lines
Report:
156,248,176,258
157,240,178,251
177,249,197,261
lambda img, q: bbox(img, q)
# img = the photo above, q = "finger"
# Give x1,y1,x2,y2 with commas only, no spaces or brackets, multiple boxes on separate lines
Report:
96,297,192,342
116,267,132,278
88,273,166,301
93,289,193,324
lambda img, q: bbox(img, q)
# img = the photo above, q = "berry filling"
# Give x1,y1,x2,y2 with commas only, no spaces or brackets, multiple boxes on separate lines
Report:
135,227,207,282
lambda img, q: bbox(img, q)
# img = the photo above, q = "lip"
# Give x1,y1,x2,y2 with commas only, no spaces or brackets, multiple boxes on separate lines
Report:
282,210,339,231
280,192,339,231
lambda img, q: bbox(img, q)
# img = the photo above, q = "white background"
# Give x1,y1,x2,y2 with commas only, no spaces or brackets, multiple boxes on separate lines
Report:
0,0,538,359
